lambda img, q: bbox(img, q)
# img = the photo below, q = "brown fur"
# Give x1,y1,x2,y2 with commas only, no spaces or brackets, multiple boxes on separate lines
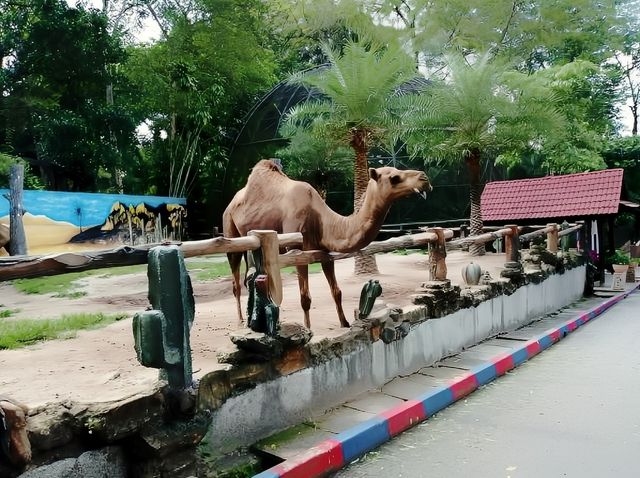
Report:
223,159,431,328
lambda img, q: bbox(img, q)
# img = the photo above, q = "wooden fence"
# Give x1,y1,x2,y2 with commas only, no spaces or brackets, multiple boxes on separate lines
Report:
0,222,584,300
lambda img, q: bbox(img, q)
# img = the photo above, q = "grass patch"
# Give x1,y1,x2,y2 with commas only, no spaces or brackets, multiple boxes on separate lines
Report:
256,421,318,451
282,262,322,274
187,261,232,281
187,260,322,281
12,264,146,297
0,313,128,349
10,256,323,296
0,308,19,318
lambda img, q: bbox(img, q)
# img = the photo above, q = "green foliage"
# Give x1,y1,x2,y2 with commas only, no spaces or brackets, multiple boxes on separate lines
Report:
608,249,630,265
404,52,564,164
0,0,138,192
276,126,353,197
285,39,418,145
0,308,19,319
0,153,44,189
122,0,280,199
0,313,127,349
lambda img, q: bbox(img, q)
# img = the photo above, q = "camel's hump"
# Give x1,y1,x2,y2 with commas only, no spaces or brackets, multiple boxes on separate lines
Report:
252,159,285,174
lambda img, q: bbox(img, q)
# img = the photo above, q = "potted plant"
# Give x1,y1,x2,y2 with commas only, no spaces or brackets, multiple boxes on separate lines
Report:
608,249,630,274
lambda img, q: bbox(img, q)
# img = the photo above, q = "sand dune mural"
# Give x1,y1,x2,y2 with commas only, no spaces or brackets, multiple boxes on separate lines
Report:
0,190,187,255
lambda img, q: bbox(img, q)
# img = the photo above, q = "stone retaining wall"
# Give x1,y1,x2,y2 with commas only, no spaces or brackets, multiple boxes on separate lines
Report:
201,265,585,455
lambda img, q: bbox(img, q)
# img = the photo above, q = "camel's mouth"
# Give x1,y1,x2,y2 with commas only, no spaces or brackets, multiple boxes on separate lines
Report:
413,174,432,199
413,188,427,199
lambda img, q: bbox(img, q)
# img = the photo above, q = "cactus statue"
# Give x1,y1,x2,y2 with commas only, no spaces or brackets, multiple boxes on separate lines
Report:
133,246,195,389
246,248,279,336
357,279,383,320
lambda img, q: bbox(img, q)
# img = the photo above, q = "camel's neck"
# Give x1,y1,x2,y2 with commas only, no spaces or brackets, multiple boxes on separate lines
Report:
320,181,390,253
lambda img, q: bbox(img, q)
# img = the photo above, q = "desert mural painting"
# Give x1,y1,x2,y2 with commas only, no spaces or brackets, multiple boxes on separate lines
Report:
0,189,187,255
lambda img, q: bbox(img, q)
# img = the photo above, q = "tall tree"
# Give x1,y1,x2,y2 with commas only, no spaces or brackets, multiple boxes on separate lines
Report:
402,52,564,254
0,0,138,191
283,38,419,273
120,0,280,204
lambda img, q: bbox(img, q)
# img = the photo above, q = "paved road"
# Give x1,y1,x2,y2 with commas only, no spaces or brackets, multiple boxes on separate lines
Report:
334,291,640,478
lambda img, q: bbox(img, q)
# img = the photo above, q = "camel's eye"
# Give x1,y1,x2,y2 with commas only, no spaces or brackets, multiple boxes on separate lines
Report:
390,175,402,185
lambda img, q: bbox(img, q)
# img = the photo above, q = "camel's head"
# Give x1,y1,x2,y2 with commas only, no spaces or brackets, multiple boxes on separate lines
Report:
369,167,432,201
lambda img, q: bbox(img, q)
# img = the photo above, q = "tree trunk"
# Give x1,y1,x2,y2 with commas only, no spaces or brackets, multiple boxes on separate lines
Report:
8,164,27,256
467,150,485,256
631,103,638,136
351,128,379,275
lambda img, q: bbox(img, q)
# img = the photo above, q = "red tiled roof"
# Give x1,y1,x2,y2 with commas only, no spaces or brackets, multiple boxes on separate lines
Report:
481,169,624,221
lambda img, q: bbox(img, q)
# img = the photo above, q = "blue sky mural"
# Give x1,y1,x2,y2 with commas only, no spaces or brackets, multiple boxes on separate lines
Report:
0,190,186,227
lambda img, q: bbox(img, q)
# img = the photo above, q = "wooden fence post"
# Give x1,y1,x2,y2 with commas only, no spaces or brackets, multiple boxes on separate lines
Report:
504,224,520,262
427,227,447,281
546,223,558,252
248,230,283,305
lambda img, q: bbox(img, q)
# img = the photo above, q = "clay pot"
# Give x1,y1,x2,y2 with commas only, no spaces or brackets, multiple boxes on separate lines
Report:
462,262,482,285
612,264,628,274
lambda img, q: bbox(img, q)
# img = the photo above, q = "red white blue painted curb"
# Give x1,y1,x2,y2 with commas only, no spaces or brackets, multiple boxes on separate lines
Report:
253,286,639,478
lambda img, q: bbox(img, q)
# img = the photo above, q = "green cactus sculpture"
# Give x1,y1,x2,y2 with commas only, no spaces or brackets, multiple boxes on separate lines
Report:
246,248,279,336
357,279,383,320
133,246,195,389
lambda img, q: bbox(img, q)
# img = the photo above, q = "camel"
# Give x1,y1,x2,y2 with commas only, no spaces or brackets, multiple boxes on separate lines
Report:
223,159,432,329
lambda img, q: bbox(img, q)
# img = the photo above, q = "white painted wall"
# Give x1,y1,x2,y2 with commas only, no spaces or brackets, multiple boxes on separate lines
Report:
206,266,586,452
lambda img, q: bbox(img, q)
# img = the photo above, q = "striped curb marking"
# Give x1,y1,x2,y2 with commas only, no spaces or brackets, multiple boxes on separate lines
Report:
253,285,638,478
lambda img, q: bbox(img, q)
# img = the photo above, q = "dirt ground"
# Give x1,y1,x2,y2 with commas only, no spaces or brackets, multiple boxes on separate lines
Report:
0,250,507,408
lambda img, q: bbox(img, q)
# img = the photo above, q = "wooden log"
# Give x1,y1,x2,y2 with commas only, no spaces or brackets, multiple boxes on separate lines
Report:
279,230,454,268
557,224,582,238
546,223,559,252
426,227,447,280
519,224,556,243
449,227,513,246
0,232,303,282
179,232,302,257
505,224,520,262
7,164,27,255
249,230,283,306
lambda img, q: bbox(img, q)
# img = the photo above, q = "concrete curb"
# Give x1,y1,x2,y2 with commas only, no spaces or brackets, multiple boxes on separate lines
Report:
253,285,639,478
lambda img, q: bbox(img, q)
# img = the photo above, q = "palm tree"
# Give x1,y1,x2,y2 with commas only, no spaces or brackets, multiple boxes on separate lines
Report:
402,52,564,255
283,38,419,274
276,126,353,200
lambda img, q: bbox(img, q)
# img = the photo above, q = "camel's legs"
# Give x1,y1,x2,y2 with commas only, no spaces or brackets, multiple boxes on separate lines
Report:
321,261,350,328
296,265,312,328
227,252,244,326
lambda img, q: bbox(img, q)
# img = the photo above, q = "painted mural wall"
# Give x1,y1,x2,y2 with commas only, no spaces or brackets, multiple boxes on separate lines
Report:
0,190,186,255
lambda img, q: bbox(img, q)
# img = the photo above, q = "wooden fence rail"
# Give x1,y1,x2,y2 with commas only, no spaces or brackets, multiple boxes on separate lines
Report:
0,233,303,282
278,230,455,268
0,223,582,284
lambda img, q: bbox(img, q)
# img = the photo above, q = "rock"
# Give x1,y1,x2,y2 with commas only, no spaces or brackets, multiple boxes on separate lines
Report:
276,323,313,348
216,349,270,365
380,319,397,344
76,389,165,443
26,404,75,452
230,329,283,358
275,347,309,376
18,447,126,478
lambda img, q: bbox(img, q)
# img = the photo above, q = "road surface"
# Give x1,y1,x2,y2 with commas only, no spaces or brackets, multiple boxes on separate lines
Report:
335,291,640,478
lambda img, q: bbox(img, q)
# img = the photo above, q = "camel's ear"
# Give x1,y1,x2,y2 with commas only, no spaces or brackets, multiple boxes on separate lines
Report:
369,168,379,181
